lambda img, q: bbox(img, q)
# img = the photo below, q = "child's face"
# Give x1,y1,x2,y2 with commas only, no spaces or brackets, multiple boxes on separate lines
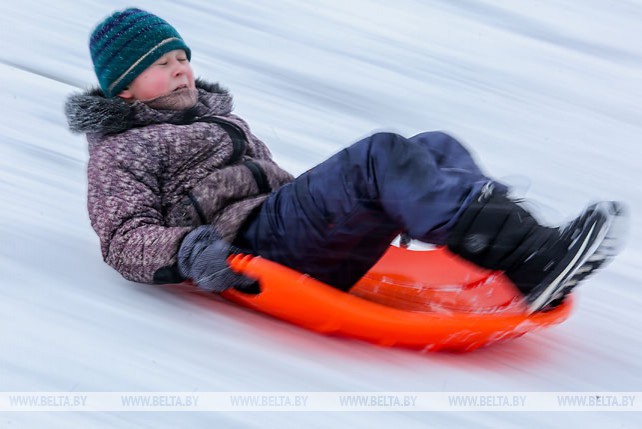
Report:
118,49,195,101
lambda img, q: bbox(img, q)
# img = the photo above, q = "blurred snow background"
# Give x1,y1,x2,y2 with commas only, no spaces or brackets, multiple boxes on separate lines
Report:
1,0,641,427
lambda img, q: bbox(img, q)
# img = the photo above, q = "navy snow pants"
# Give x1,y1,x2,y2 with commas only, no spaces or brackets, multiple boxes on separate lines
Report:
234,131,501,291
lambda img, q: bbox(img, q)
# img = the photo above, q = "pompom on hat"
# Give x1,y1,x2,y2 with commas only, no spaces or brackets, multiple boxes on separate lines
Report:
89,8,191,97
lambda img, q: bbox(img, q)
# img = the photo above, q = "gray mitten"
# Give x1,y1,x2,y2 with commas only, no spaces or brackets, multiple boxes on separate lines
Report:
178,225,255,292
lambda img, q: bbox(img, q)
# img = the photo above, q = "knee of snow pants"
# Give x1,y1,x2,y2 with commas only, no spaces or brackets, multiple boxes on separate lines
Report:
235,131,504,290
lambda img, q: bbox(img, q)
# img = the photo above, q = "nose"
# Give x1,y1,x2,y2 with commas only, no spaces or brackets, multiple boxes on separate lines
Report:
172,59,188,77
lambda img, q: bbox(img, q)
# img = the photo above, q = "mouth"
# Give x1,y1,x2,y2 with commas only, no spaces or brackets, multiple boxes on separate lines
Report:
173,84,189,91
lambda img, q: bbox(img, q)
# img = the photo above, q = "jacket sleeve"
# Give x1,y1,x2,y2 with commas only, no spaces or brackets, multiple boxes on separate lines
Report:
87,140,192,284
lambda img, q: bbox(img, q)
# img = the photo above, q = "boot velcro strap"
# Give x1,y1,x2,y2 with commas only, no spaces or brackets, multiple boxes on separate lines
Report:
446,192,536,270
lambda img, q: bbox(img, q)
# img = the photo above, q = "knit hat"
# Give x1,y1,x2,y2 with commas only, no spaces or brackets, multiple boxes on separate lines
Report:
89,8,191,97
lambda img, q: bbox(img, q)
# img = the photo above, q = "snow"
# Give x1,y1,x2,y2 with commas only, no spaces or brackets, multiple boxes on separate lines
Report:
1,0,641,427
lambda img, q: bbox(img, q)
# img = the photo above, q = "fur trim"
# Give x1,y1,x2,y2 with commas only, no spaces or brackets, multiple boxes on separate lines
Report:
65,87,133,134
194,78,228,95
64,79,231,135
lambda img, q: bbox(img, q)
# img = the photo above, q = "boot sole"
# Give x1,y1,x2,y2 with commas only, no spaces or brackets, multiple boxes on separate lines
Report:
525,201,623,313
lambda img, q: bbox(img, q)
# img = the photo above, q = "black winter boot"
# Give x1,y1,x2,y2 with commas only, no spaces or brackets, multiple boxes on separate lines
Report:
520,200,624,312
446,184,624,313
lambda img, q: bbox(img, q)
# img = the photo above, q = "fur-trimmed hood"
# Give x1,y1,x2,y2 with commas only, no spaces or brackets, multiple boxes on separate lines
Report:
72,76,294,285
65,79,233,135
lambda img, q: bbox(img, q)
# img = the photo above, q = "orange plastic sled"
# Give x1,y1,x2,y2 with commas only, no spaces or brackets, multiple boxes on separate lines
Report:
222,246,572,352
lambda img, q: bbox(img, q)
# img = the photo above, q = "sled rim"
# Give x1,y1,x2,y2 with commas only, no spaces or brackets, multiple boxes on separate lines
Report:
223,252,573,352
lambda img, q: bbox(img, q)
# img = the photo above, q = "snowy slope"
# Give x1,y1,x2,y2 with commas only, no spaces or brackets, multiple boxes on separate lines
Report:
1,0,641,427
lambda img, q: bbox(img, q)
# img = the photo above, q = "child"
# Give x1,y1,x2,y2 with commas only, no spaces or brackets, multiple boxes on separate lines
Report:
66,8,624,314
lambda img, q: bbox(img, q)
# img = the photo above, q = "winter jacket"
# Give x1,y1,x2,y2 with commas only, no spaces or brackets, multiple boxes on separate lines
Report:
65,80,294,284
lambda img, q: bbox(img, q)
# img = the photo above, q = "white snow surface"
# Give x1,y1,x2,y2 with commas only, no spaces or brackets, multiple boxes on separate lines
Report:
1,1,641,427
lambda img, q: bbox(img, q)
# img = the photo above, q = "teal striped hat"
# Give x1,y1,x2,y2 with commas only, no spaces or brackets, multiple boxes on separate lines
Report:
90,8,191,97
